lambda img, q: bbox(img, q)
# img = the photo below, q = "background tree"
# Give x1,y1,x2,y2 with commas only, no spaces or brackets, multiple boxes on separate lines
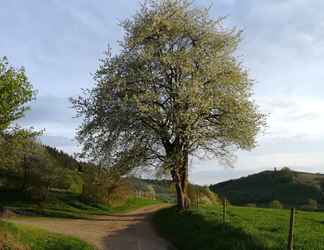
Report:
0,128,39,189
81,165,131,205
0,57,34,132
72,0,265,209
0,130,61,199
0,57,38,193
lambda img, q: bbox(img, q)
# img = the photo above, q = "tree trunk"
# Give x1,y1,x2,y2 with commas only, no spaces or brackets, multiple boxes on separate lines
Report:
174,178,185,209
181,151,190,209
21,156,29,192
171,150,190,210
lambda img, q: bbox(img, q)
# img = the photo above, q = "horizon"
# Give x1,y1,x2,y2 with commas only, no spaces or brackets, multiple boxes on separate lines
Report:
2,0,324,185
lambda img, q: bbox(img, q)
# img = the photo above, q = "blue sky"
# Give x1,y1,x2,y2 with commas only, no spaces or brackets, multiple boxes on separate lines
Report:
1,0,324,184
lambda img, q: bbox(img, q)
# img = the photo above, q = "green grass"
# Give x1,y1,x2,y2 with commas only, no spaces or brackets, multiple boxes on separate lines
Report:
0,220,94,250
110,197,161,213
153,205,324,250
0,191,161,219
0,192,161,249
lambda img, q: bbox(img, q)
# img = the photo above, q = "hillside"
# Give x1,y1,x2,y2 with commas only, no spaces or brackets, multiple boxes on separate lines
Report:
210,168,324,208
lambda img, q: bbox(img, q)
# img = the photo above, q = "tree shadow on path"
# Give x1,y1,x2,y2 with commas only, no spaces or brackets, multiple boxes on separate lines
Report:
100,208,177,250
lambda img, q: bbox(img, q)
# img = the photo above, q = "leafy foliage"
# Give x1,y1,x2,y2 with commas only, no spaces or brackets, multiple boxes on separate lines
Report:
0,128,41,189
0,134,85,201
0,57,35,132
187,185,220,206
72,0,265,209
44,146,84,171
81,166,131,205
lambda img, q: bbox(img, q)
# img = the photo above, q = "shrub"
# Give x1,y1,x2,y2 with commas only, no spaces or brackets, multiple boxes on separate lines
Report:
187,185,220,207
303,199,318,210
0,134,68,201
54,170,84,193
22,152,59,201
81,167,131,206
270,200,283,209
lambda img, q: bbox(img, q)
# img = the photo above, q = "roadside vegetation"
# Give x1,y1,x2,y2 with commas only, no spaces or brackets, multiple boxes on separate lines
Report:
154,205,324,250
0,191,160,219
0,220,94,250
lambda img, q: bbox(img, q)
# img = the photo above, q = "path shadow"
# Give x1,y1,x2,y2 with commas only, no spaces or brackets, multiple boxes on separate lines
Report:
100,210,176,250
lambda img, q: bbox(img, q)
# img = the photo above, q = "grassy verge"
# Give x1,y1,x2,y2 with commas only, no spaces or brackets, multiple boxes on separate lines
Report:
153,205,324,250
0,192,161,249
111,197,162,213
0,191,161,219
0,220,94,250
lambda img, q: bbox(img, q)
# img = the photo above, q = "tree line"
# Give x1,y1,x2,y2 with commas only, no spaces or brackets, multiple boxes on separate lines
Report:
0,56,126,204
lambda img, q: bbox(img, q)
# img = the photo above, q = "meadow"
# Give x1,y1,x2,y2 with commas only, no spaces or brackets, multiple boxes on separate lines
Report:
0,220,94,250
154,205,324,250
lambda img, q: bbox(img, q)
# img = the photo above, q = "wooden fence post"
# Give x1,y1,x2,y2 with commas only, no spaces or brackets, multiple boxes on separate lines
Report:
287,208,295,250
196,191,199,208
223,198,227,224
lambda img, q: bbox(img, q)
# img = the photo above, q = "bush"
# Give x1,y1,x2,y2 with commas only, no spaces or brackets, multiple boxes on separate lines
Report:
22,154,56,201
0,134,69,202
81,167,131,206
54,170,84,193
302,199,318,210
188,185,220,207
270,200,283,209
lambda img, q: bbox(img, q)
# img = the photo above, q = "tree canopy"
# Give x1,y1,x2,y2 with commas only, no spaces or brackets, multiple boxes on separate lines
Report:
0,57,34,132
72,0,265,209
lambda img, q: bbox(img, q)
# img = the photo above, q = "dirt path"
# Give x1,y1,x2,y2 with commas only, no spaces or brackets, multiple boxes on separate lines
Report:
8,205,175,250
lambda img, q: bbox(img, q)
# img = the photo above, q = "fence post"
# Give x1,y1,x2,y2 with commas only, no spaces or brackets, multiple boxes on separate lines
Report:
196,191,199,208
223,198,227,224
287,208,295,250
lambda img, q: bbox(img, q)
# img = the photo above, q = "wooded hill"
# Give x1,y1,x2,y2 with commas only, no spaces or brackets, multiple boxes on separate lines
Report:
210,168,324,208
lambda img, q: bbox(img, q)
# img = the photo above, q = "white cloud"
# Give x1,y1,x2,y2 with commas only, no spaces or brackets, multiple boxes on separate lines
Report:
257,96,324,138
190,94,324,185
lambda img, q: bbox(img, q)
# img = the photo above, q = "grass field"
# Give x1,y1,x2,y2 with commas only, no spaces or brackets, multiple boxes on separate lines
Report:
153,205,324,250
0,191,161,219
0,220,94,250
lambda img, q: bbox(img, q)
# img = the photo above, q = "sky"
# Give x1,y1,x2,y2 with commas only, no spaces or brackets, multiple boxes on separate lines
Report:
1,0,324,185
